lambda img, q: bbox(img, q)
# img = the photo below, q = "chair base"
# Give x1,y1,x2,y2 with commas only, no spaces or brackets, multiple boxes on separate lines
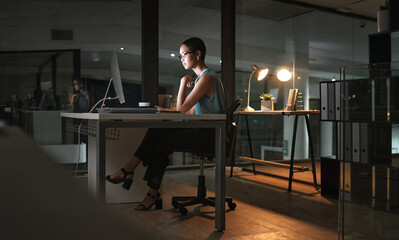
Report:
171,175,236,215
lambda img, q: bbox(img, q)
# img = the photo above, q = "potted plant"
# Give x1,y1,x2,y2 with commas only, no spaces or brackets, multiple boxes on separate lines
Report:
260,93,274,111
378,0,390,32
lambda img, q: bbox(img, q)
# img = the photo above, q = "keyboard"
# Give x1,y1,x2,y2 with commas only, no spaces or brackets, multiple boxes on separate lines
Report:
96,107,159,114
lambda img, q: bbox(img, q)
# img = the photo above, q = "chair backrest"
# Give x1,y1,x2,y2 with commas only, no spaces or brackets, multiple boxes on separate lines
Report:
186,99,242,160
225,99,242,159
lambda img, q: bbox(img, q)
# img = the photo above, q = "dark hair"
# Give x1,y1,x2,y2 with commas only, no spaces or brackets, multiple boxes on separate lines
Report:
73,78,82,84
181,37,206,61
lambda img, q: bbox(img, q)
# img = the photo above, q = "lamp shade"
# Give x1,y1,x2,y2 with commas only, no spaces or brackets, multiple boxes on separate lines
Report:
252,65,269,80
242,65,269,111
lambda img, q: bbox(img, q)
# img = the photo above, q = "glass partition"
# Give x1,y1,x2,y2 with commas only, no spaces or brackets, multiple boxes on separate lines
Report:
0,0,385,180
0,1,142,150
158,0,222,109
235,0,376,175
339,63,399,239
159,0,222,165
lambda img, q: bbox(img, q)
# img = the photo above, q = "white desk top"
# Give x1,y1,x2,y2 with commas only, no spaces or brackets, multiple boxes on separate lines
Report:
61,112,226,121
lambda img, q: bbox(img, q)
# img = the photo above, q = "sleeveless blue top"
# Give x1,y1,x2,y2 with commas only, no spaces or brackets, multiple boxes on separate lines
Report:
194,69,228,114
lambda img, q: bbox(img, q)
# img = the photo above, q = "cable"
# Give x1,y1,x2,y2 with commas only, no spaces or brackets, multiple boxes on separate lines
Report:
74,120,84,176
100,78,114,111
89,97,118,113
74,96,118,176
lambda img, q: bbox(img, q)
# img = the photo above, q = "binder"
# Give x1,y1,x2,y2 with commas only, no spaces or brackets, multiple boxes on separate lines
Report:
360,123,368,163
292,89,299,110
335,81,341,120
285,88,299,111
328,82,335,120
344,122,352,162
343,81,349,121
320,83,328,120
352,122,360,162
338,122,344,161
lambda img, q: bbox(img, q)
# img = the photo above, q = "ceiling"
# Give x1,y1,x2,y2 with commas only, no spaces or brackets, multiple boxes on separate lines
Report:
0,0,385,88
296,0,384,19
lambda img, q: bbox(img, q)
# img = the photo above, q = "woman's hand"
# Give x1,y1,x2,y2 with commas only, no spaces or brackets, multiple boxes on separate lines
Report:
72,94,79,103
181,75,194,88
177,73,213,113
155,105,180,113
186,81,195,88
155,105,166,111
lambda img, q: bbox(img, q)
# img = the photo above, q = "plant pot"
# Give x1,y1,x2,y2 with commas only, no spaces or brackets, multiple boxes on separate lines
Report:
261,100,273,111
377,10,390,32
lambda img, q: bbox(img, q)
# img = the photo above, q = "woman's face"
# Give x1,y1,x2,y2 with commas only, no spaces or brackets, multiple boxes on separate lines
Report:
179,44,196,70
73,80,81,91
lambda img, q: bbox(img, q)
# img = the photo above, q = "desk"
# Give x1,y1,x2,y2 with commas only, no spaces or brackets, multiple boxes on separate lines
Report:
61,112,227,231
233,110,320,192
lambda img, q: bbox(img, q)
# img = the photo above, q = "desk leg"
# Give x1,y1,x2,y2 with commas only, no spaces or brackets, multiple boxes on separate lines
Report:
61,117,67,144
304,115,318,188
215,125,226,231
96,121,106,202
288,115,299,193
230,114,239,178
245,115,256,174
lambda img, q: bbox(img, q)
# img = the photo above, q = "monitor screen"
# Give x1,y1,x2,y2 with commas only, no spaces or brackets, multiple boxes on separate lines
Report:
111,50,125,104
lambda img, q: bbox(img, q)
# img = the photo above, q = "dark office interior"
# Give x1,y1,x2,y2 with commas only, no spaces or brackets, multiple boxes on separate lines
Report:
1,0,399,239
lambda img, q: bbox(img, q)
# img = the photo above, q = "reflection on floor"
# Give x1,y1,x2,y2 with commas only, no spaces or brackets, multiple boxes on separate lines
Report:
343,201,399,239
75,161,339,240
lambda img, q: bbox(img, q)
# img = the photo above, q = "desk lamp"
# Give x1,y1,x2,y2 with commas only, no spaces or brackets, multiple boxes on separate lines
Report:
242,65,269,111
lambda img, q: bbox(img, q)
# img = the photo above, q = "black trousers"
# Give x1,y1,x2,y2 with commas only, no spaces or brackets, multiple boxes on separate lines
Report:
134,128,215,190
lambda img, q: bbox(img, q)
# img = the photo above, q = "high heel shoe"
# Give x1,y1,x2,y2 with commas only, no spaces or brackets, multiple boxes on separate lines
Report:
135,192,163,210
105,168,134,190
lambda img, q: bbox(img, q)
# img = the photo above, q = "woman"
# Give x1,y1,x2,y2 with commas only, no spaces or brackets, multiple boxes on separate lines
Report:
70,79,89,113
106,37,228,210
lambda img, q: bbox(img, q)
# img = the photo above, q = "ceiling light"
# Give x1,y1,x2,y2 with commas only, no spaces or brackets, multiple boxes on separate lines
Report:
171,53,175,57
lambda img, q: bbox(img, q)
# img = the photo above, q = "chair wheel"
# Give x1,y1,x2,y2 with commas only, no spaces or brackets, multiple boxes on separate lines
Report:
179,207,188,215
172,201,179,209
228,202,236,210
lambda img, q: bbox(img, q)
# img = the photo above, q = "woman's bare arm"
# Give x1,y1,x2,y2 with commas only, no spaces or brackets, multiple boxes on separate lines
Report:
176,74,214,113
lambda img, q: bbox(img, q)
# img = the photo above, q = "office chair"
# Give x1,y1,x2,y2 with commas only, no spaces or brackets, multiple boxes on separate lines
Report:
171,99,242,215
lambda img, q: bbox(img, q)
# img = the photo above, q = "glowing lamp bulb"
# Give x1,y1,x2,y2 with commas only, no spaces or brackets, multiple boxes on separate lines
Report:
277,69,291,82
257,68,269,81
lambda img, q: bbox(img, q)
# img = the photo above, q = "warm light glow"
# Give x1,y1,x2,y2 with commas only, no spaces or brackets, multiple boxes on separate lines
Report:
277,69,291,82
242,106,255,112
257,68,269,81
243,65,268,111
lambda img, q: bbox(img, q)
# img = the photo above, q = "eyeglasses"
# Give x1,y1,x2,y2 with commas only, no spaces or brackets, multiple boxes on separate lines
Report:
178,51,193,60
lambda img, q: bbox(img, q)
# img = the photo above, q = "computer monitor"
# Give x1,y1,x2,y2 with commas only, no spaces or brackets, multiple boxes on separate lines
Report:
98,50,126,111
111,50,125,104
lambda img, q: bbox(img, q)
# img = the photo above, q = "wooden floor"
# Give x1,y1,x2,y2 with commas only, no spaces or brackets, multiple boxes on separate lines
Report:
77,161,338,240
